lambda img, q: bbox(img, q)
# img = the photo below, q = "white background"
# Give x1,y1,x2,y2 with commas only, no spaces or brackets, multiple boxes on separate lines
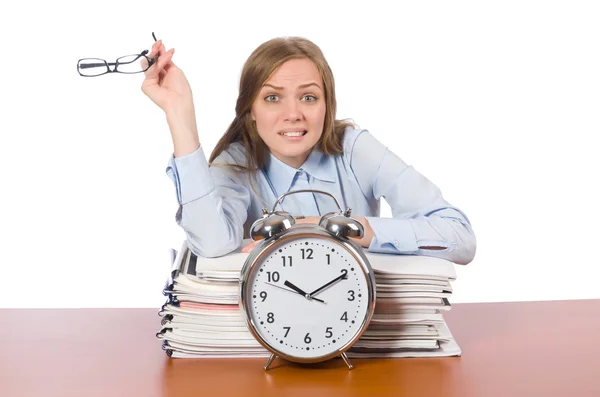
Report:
1,1,598,308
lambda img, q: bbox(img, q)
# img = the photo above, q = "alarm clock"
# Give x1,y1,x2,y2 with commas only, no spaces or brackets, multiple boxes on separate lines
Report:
239,189,376,370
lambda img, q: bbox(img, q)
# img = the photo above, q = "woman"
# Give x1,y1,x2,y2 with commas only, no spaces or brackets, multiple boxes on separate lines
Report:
141,37,476,264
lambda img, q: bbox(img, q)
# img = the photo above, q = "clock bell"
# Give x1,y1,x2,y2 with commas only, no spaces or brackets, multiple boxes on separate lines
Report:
249,189,364,241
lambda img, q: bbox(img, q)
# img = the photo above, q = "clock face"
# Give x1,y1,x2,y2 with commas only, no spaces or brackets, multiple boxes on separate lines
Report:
243,234,372,361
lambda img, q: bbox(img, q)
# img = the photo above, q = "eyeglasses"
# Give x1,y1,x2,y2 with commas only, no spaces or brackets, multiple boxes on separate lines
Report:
77,33,159,77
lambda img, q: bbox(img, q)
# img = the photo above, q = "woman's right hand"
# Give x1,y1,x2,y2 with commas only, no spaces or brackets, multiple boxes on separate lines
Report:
141,40,193,115
141,40,200,157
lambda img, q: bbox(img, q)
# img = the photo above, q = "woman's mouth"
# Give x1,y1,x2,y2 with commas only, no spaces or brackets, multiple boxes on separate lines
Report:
278,130,308,140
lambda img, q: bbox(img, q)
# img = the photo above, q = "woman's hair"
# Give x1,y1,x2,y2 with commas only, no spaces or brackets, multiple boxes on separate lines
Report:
208,36,356,170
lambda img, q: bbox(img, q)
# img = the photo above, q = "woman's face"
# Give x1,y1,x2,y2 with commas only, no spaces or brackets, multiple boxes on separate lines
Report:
251,58,326,169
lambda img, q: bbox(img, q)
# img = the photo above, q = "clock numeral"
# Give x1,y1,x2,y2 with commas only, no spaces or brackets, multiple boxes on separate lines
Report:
282,256,292,267
347,290,356,301
304,333,312,344
301,248,313,260
260,291,267,302
325,327,333,338
341,311,348,322
267,312,275,323
326,254,330,265
341,269,348,278
283,326,291,337
267,271,280,282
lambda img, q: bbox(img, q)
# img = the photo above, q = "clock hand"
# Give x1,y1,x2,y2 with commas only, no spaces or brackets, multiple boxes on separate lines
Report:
309,273,348,297
266,282,325,304
283,280,310,298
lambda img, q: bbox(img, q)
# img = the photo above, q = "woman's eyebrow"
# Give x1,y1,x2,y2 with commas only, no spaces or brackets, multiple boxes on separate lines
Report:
262,82,322,90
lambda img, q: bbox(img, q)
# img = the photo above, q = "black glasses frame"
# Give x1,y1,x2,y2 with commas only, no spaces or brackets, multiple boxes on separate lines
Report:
77,32,159,77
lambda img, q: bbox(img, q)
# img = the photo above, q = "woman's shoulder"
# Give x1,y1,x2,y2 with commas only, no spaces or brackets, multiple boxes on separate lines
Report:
340,125,374,159
339,125,393,171
341,125,366,145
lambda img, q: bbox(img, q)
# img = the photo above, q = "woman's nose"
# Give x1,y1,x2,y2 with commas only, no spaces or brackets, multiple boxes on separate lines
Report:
283,99,302,121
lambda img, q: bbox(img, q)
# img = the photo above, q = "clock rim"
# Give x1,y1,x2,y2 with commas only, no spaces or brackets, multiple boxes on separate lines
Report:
239,225,376,364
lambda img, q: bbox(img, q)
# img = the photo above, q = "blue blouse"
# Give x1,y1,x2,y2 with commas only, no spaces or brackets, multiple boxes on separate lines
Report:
166,127,476,264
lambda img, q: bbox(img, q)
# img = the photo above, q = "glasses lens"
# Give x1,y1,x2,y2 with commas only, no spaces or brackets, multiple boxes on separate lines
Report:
78,58,109,76
116,54,147,74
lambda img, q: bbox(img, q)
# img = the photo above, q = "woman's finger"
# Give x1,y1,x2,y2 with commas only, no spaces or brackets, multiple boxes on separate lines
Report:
157,48,174,70
143,40,164,79
163,48,176,71
144,42,161,75
157,49,175,82
146,47,173,80
241,240,259,253
149,39,162,58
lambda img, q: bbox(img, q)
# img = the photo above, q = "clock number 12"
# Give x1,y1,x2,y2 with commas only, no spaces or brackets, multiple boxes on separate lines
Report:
301,249,313,260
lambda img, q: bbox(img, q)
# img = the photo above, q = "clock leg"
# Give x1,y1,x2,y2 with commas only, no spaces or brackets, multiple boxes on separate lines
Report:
341,352,354,370
264,353,277,370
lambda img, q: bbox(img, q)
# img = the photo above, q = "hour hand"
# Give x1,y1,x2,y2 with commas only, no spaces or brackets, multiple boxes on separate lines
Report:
284,280,309,297
283,281,325,303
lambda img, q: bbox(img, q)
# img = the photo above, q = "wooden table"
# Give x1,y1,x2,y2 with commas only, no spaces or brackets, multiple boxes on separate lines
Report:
1,300,599,397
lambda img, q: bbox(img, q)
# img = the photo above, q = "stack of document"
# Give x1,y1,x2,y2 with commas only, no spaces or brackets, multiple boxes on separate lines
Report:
157,240,461,359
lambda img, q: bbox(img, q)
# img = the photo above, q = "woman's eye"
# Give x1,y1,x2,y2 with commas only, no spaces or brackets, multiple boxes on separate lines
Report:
302,95,317,102
265,95,279,102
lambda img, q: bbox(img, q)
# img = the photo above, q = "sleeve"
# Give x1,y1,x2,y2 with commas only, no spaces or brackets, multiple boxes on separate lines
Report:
348,130,477,265
165,145,251,258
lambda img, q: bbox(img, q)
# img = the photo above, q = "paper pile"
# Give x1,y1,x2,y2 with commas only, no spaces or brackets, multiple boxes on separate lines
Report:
157,240,461,359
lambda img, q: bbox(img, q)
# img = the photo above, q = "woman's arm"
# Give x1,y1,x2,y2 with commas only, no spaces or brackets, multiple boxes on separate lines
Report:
141,40,250,258
348,130,477,265
166,146,251,258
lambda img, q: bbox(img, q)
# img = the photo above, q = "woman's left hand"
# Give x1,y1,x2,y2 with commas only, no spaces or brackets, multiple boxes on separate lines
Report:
293,216,321,225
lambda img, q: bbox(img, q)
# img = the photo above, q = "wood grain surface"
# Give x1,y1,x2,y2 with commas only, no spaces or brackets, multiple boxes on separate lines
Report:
1,300,599,397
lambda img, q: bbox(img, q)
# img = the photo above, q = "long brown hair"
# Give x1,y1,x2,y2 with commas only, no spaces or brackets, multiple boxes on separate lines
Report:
209,36,356,170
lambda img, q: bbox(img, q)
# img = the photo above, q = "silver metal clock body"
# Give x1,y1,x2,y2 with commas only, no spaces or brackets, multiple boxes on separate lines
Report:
239,224,376,366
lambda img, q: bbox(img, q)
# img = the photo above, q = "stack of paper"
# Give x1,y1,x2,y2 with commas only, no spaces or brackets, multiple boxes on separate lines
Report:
157,240,461,359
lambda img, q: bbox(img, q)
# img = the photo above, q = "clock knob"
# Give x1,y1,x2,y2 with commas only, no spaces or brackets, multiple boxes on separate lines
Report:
319,208,364,239
250,209,296,241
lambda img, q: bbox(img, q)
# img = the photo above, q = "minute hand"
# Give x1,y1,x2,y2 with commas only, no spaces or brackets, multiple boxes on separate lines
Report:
309,273,348,297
